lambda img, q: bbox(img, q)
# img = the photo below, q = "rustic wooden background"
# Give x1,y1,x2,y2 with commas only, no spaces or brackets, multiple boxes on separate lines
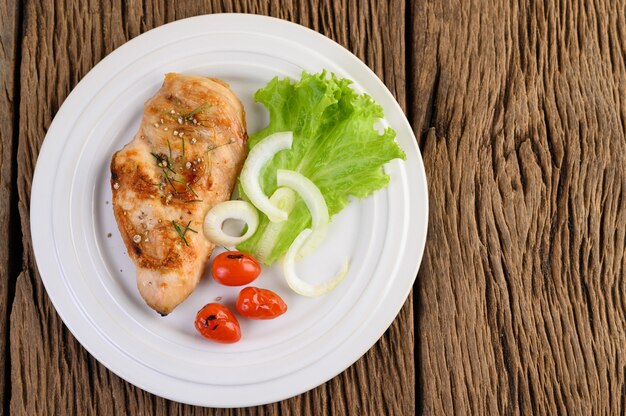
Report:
1,0,625,414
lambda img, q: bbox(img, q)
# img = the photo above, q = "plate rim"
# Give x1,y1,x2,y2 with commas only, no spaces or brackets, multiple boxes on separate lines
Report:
30,13,428,407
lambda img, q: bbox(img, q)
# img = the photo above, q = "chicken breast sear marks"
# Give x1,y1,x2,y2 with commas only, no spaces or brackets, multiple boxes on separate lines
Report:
111,73,247,315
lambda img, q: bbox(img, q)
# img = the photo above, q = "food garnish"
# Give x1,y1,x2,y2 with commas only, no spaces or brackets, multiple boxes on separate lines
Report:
201,71,405,298
239,131,293,222
275,169,328,258
182,102,211,122
211,252,261,286
203,200,258,247
256,187,297,261
195,303,241,343
236,287,287,319
172,220,197,246
237,71,406,265
284,228,350,296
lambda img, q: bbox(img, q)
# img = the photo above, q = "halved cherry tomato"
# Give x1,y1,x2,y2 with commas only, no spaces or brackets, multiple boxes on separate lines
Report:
212,251,261,286
194,303,241,343
236,287,288,319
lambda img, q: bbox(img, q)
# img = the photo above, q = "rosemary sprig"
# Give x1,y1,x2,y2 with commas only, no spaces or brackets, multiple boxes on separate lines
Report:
161,169,179,194
185,184,198,197
172,221,188,246
182,102,211,121
181,137,185,169
170,177,199,197
172,220,198,246
152,128,206,200
207,140,235,152
167,137,173,164
152,152,176,174
184,221,198,234
157,152,199,197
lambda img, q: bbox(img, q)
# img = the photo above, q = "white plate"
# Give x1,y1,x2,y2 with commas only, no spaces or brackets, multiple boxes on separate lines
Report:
30,14,428,407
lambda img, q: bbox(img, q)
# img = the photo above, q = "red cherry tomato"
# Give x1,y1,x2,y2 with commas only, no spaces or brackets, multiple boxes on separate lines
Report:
194,303,241,343
212,251,261,286
236,287,288,319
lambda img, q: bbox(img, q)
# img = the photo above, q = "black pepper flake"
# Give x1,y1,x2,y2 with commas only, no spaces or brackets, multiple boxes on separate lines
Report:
107,233,112,238
211,324,219,331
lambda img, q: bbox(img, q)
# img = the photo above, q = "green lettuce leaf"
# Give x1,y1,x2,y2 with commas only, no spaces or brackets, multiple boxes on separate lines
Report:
237,71,406,264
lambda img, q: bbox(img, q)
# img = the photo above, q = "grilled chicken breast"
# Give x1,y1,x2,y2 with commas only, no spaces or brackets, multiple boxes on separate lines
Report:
111,73,247,315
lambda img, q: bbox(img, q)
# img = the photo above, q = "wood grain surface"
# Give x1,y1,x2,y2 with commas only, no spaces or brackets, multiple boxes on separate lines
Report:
0,0,19,412
2,0,626,415
4,1,414,415
410,0,626,414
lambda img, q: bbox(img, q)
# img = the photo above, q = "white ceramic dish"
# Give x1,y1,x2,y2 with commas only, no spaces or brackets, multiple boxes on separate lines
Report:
30,14,428,407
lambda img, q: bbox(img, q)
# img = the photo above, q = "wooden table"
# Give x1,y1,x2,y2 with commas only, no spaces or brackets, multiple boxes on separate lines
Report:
2,1,625,414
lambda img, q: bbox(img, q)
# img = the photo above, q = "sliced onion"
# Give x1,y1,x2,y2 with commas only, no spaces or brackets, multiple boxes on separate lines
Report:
240,131,293,222
269,187,297,212
283,228,350,296
277,169,328,257
203,200,259,247
256,187,297,263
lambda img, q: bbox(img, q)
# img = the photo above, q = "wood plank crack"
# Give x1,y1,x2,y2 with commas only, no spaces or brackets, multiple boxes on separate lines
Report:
1,0,24,415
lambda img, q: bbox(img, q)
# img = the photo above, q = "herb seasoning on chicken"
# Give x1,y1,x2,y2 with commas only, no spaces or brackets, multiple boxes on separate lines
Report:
110,73,247,315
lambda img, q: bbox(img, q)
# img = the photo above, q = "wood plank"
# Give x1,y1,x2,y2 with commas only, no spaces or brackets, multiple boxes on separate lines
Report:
11,0,413,414
410,0,626,413
0,0,19,412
